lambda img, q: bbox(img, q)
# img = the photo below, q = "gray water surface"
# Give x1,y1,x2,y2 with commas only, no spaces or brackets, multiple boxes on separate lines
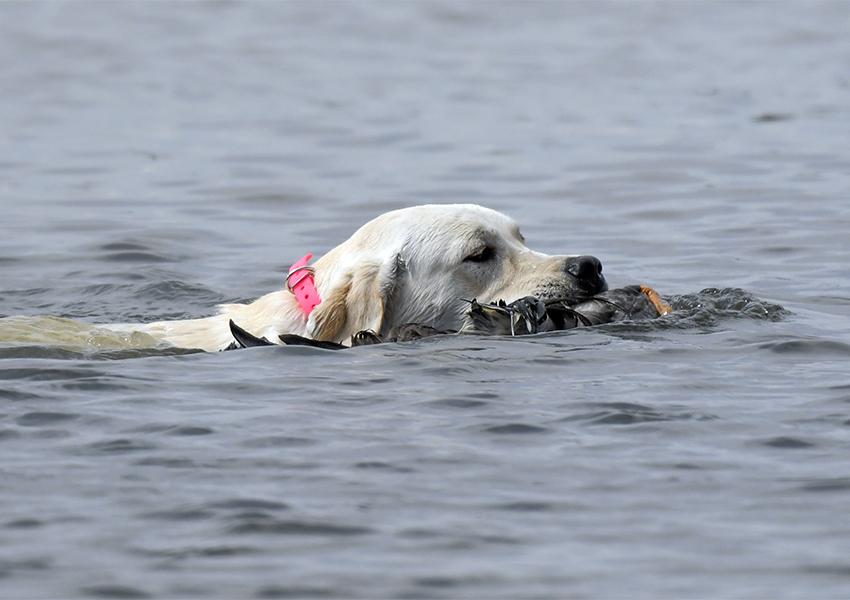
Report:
2,2,850,598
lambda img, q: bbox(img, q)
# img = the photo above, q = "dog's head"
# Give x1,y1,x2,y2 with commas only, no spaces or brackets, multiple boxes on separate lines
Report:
308,204,607,342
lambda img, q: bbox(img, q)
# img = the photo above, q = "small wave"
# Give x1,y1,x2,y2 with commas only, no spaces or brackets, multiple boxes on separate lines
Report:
15,412,78,427
239,436,317,448
84,439,158,454
167,426,214,436
592,287,788,334
483,423,550,434
760,339,850,357
207,498,290,511
255,585,336,598
354,461,415,473
80,585,151,599
140,508,215,522
427,397,490,409
5,518,44,529
667,287,788,323
136,280,225,303
798,477,850,493
560,401,716,426
760,436,816,449
228,519,372,537
490,501,553,512
102,251,173,263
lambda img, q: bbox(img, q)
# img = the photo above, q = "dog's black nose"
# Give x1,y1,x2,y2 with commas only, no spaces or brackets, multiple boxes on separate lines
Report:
564,255,607,294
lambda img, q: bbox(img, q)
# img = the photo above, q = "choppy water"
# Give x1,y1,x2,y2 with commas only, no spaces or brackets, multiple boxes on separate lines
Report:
2,2,850,598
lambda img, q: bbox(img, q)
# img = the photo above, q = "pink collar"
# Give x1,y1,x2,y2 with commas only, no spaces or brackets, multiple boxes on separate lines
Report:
286,253,322,315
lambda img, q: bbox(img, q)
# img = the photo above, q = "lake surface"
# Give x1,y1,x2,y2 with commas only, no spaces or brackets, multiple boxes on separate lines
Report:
1,2,849,598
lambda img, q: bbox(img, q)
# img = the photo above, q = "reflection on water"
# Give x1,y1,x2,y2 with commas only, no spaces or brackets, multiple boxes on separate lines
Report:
1,1,850,599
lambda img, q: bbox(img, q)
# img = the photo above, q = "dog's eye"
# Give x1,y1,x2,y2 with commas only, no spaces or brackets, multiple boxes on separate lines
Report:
464,246,496,263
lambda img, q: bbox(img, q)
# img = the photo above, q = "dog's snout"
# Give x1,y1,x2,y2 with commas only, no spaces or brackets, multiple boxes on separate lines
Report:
564,255,607,294
565,255,602,280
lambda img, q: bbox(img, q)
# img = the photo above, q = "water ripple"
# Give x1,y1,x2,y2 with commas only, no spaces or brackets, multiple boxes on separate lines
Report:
799,478,850,493
560,402,716,426
85,439,157,454
483,423,551,434
760,436,816,449
15,412,78,426
80,585,151,599
761,339,850,356
254,586,336,599
228,519,373,537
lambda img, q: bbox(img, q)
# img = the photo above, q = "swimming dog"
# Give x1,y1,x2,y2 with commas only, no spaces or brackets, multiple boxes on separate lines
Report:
131,204,609,351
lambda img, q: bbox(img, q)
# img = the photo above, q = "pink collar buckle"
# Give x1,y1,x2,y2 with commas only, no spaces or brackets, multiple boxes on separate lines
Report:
286,253,322,316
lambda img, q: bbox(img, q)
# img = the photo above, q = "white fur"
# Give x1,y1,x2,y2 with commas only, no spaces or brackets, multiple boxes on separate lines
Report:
128,204,578,351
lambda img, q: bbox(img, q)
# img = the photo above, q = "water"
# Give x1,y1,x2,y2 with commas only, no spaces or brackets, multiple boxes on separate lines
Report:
2,1,850,597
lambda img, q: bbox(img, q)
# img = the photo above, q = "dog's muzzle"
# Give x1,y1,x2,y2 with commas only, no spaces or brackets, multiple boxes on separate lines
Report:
564,255,607,296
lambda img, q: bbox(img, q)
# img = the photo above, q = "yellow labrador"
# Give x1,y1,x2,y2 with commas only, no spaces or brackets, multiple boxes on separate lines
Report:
123,204,606,351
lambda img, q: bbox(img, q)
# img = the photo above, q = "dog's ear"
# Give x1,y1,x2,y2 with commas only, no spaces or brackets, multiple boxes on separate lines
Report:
310,255,404,342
